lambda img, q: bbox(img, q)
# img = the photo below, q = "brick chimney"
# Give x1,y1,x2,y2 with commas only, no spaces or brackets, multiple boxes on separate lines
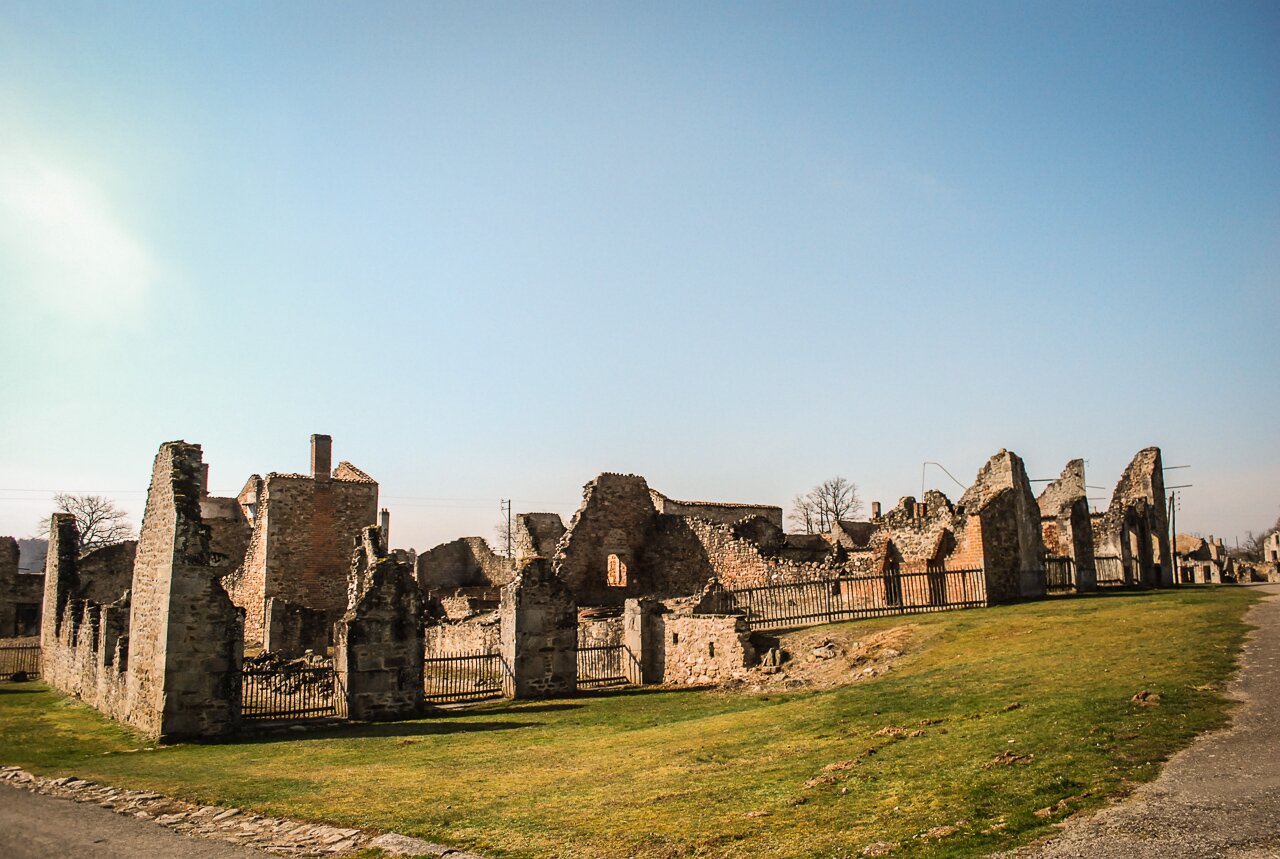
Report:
871,501,881,519
311,434,332,482
200,464,210,497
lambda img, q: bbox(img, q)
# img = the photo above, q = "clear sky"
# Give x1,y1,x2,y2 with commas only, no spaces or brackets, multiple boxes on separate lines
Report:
1,1,1276,555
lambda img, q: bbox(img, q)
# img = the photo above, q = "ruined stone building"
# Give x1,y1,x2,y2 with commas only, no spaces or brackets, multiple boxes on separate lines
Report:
1174,534,1232,584
41,441,242,740
220,434,379,650
1036,459,1097,590
0,537,45,637
1090,447,1171,587
1265,532,1280,565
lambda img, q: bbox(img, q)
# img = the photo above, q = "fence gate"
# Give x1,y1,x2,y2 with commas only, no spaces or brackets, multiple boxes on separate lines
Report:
1044,557,1076,594
0,644,40,680
423,651,511,703
576,645,638,690
240,660,347,721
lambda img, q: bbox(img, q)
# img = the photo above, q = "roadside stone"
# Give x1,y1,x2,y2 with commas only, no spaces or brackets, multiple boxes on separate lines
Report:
0,767,489,857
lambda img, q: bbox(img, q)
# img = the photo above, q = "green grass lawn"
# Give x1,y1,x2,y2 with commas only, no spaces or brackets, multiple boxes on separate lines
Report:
0,586,1258,858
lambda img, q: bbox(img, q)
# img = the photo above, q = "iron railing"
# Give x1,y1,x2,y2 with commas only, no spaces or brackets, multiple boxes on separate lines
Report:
0,644,40,680
423,651,511,703
722,567,988,631
575,644,638,689
240,662,347,721
1044,557,1076,594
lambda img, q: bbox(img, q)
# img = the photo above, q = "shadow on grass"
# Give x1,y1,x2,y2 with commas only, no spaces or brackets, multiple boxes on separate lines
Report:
226,717,539,745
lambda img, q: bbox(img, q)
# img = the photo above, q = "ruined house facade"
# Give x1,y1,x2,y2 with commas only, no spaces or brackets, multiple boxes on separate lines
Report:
1090,447,1171,587
221,434,379,650
41,441,243,740
0,537,44,638
1174,534,1232,584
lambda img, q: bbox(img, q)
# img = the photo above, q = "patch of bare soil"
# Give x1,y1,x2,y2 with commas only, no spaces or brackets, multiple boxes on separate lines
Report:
732,623,919,692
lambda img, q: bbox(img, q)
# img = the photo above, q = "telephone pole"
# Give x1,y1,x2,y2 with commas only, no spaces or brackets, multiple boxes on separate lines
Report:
500,499,513,558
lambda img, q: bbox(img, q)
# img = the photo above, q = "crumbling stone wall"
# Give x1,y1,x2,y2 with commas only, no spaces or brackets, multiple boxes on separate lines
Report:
0,537,44,638
500,558,577,698
125,441,242,740
425,612,500,654
224,435,378,644
263,597,331,657
1092,447,1171,587
956,450,1046,602
649,491,784,529
515,513,566,563
75,541,137,605
41,442,243,740
416,536,514,592
1266,532,1280,565
200,494,252,572
554,473,658,605
335,526,424,720
1036,459,1097,591
622,594,755,686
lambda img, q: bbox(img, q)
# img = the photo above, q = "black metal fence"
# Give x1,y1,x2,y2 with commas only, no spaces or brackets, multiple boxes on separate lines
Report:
423,651,511,703
576,644,638,689
1044,557,1076,594
1094,555,1130,587
240,662,347,721
720,567,988,631
0,644,40,680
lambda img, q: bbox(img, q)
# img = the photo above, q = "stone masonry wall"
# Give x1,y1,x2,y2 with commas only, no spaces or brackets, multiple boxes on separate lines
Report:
958,450,1046,602
554,473,658,606
0,537,44,638
424,613,500,654
1036,459,1097,591
335,529,424,721
515,513,566,563
416,536,515,591
500,558,577,698
125,441,242,740
1092,447,1171,587
649,491,784,529
227,459,377,644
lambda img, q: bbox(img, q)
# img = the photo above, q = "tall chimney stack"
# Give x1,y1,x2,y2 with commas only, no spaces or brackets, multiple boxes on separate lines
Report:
871,501,881,519
311,434,332,482
380,508,390,548
200,463,210,497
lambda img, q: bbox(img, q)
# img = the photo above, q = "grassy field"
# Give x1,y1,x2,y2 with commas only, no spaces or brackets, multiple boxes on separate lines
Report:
0,586,1258,858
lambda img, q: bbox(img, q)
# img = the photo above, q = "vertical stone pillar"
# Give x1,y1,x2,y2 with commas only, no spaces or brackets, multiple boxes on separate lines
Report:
41,512,80,650
623,598,663,684
125,441,243,741
334,528,424,720
500,558,577,698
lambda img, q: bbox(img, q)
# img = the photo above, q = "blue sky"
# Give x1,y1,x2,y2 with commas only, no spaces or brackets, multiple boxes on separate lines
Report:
1,1,1276,552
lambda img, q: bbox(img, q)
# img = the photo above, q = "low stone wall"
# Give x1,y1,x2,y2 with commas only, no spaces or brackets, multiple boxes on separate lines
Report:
425,612,500,654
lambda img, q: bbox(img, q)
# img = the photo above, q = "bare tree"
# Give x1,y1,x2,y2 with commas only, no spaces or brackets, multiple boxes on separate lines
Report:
38,494,135,552
493,518,515,559
788,476,863,534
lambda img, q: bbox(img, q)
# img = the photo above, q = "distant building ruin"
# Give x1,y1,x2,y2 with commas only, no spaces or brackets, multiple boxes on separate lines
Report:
221,434,379,651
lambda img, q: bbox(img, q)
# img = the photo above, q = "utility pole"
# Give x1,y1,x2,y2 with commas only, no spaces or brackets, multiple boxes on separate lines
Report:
500,499,513,558
1169,491,1179,585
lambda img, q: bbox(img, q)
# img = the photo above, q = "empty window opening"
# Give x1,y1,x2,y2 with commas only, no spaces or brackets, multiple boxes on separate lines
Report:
672,632,679,645
708,642,715,658
607,553,628,588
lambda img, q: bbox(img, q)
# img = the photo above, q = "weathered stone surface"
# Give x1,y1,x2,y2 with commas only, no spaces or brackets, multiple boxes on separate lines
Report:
39,441,244,740
1037,459,1097,591
0,535,43,637
335,526,424,721
500,558,576,698
1092,447,1172,588
223,436,378,645
416,536,514,592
